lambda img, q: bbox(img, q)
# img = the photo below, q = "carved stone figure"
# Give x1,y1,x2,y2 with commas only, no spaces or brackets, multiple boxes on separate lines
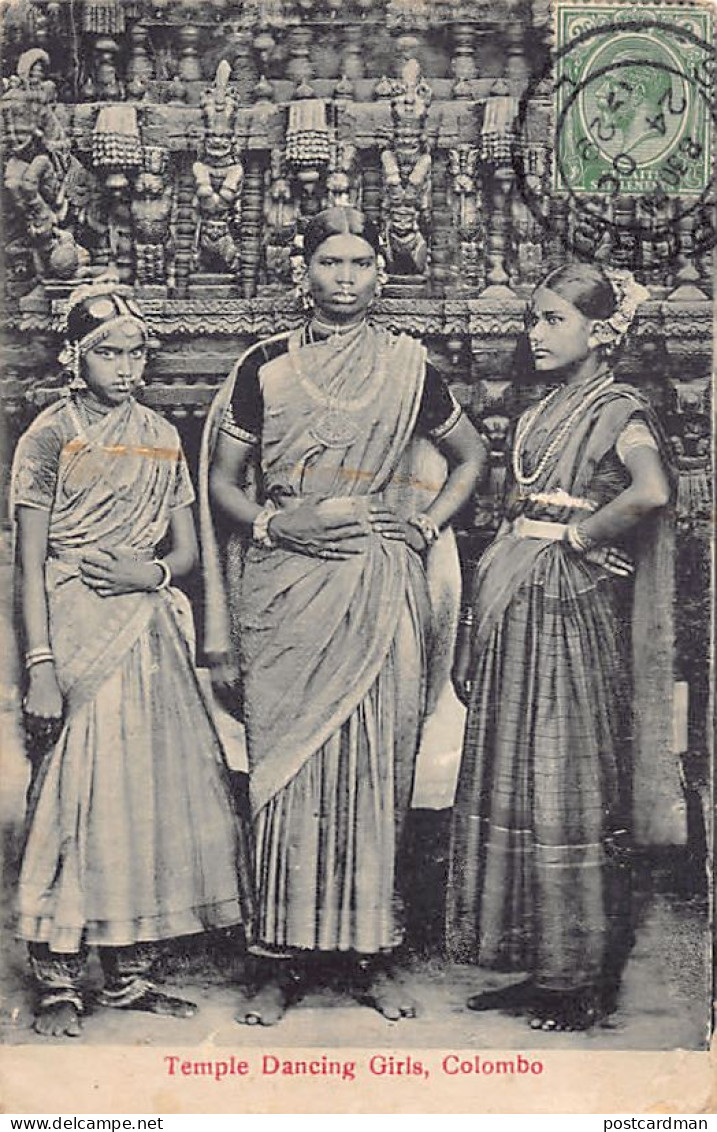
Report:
447,144,484,288
1,49,89,279
379,59,432,276
131,147,174,285
197,216,240,273
262,151,299,289
327,139,358,208
192,60,243,273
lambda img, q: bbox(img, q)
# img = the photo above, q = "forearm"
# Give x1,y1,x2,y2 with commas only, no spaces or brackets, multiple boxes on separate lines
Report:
423,456,483,531
20,565,52,652
209,470,263,536
16,508,53,652
158,507,199,582
162,545,195,580
578,484,668,545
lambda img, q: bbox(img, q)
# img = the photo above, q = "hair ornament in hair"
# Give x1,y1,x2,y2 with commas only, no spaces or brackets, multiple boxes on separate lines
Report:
59,272,127,330
589,267,651,349
57,271,148,380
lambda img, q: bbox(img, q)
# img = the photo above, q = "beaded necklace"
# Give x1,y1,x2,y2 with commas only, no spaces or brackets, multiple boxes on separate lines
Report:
512,373,614,488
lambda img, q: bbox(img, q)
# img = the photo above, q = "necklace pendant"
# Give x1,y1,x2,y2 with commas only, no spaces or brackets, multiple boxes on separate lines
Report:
309,407,358,449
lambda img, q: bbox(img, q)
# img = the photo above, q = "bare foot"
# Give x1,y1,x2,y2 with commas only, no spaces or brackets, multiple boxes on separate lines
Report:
108,989,197,1018
356,970,418,1021
33,1001,82,1037
235,980,297,1027
466,979,534,1014
528,988,599,1032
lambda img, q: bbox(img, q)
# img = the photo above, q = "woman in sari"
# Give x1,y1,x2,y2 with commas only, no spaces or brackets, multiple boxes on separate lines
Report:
202,206,487,1024
12,280,254,1037
448,263,685,1031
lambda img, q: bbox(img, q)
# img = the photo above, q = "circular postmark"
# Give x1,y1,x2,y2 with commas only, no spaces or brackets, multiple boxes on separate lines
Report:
512,11,715,267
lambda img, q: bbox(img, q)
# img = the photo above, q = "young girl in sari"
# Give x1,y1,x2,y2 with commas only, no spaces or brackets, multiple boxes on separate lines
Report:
448,263,684,1032
202,206,487,1025
12,280,254,1037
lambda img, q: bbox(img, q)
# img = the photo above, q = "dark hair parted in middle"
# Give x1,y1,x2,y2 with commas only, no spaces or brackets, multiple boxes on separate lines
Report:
539,263,617,321
303,206,381,263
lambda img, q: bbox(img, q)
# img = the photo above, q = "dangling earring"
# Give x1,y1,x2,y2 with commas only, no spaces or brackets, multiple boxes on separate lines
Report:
290,246,314,312
298,274,314,312
66,343,86,391
374,252,389,303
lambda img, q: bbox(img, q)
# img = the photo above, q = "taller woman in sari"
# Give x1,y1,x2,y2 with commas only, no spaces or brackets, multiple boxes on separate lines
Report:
448,263,686,1032
202,206,487,1024
12,280,254,1037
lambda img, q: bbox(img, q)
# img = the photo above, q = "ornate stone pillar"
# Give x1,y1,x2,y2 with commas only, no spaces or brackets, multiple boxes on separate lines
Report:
94,36,121,100
450,22,477,84
286,26,314,85
239,154,265,298
483,169,513,290
341,25,365,81
173,157,196,298
177,24,202,82
126,23,154,87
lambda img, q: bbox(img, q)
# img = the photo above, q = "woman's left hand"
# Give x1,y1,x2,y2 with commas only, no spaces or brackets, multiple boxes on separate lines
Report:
584,545,634,577
80,549,164,596
369,507,426,554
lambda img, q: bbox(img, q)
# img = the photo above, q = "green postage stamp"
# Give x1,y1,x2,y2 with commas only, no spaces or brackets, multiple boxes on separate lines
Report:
553,3,713,198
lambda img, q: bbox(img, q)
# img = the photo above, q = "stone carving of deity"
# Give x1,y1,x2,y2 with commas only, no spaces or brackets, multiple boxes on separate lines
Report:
327,139,359,208
192,60,243,274
379,59,432,276
262,150,299,289
1,49,89,279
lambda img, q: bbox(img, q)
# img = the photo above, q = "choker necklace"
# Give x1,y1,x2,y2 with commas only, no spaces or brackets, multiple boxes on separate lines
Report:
309,315,366,340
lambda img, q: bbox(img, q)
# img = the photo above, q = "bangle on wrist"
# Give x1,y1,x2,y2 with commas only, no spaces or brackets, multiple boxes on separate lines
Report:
459,608,475,628
25,647,55,671
408,513,440,549
253,502,278,549
565,523,596,554
151,559,172,591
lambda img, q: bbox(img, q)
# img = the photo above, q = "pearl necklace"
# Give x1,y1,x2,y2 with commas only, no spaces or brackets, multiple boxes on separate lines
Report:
513,374,614,488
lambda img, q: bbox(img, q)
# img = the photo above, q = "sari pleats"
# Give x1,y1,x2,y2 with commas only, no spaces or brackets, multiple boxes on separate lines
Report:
448,545,628,990
254,568,426,954
19,597,254,953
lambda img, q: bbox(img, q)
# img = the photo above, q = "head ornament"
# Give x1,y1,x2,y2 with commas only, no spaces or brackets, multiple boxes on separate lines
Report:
57,274,148,386
590,267,651,349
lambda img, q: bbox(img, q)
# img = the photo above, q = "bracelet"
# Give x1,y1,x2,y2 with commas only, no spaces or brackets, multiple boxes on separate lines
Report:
151,559,172,591
565,523,596,554
459,608,475,627
408,513,440,549
25,647,55,671
253,502,278,549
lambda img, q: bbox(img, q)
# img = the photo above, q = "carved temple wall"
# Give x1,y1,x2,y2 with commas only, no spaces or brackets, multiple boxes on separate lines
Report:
1,0,713,821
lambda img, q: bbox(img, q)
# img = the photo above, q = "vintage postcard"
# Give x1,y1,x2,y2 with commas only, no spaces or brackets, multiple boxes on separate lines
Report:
0,0,714,1115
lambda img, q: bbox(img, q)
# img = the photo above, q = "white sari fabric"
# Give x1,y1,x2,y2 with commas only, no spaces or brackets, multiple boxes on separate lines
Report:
13,397,254,953
202,325,461,953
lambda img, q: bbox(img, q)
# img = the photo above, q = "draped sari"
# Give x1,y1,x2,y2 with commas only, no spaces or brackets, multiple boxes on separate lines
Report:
447,371,685,991
201,324,451,953
12,396,254,954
